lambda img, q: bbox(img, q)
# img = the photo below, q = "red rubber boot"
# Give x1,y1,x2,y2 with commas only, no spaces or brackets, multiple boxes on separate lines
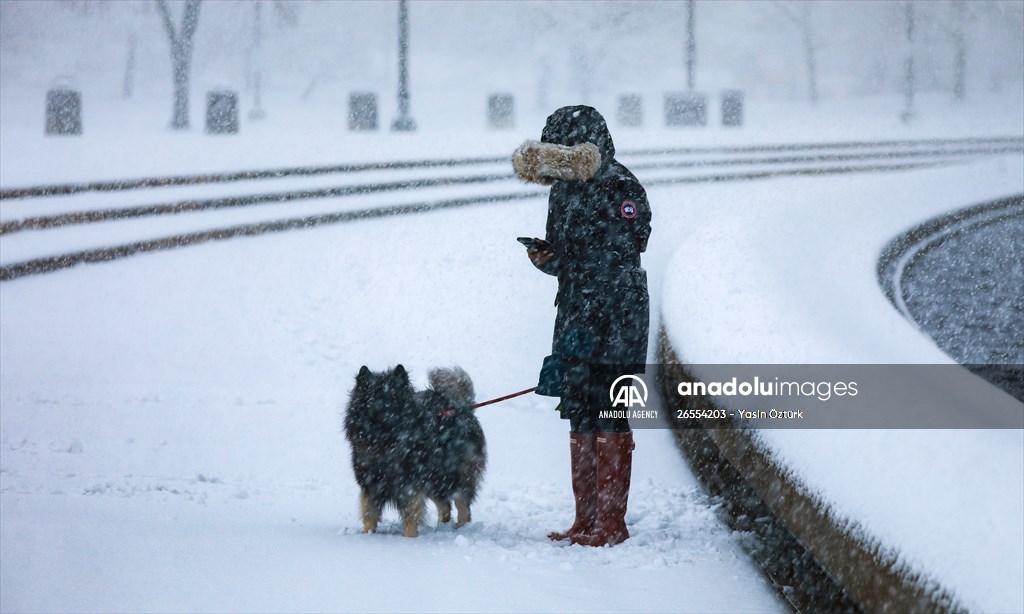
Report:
571,432,634,547
548,433,598,541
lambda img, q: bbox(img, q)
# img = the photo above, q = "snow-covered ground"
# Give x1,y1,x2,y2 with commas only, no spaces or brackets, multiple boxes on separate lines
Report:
0,211,781,612
0,92,801,612
2,83,1022,612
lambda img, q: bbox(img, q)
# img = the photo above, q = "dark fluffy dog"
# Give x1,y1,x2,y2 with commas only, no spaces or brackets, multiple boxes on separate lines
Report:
343,365,486,537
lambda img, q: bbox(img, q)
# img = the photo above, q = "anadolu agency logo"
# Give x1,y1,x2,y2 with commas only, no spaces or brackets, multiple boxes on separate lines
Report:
601,374,658,420
609,374,648,408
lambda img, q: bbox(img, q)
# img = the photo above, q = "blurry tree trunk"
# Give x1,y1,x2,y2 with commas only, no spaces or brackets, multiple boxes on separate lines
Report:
901,0,916,123
951,0,966,101
774,1,819,104
536,60,551,113
248,0,266,120
525,3,643,105
157,0,202,130
570,46,593,104
802,30,818,104
122,36,136,100
685,0,696,90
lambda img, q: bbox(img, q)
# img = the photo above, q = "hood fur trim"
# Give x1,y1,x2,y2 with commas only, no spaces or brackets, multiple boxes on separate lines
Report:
512,140,601,185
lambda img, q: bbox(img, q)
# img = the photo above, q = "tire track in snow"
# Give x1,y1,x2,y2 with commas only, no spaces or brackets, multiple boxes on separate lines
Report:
0,160,952,281
0,173,513,234
2,141,1019,235
1,135,1018,200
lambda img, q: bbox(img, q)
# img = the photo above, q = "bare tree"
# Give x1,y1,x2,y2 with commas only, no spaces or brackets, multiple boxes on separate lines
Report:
516,6,559,112
773,1,820,104
120,2,152,100
156,0,201,130
522,2,649,106
920,0,970,101
573,4,646,104
246,1,299,120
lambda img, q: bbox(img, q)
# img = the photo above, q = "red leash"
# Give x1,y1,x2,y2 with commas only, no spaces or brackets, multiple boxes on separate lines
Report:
471,386,538,409
440,386,538,417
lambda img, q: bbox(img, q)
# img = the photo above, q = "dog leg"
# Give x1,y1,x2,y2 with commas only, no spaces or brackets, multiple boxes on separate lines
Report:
431,497,452,524
454,492,472,529
360,490,381,534
402,495,425,538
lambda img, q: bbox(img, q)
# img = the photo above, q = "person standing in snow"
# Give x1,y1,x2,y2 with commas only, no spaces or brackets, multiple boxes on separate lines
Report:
512,105,652,547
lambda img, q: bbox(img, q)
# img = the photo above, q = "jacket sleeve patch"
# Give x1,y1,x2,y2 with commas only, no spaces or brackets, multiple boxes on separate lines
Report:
620,200,638,219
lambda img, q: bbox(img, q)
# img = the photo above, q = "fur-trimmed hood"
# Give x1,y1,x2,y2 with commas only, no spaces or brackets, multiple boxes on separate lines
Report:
512,105,614,185
512,140,601,185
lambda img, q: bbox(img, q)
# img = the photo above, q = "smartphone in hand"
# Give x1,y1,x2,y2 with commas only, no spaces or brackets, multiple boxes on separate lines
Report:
517,237,551,251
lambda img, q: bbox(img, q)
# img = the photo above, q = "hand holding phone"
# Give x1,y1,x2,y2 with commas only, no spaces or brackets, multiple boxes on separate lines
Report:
519,237,554,266
517,237,551,251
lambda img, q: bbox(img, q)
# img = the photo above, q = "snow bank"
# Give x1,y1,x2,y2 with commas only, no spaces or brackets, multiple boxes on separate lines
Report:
659,156,1024,612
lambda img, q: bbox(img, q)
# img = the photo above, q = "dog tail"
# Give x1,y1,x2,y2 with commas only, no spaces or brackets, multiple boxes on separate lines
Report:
428,367,475,409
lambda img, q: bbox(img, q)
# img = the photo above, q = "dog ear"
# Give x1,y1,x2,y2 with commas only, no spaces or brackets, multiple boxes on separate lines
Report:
357,365,370,380
393,364,409,382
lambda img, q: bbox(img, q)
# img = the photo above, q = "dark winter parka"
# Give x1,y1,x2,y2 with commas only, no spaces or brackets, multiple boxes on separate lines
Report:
515,106,652,415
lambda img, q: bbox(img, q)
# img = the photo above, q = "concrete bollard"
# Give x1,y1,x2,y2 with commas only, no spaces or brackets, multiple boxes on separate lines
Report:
617,94,643,127
665,92,707,127
349,92,379,131
721,89,744,127
45,89,82,135
487,93,515,129
206,90,239,134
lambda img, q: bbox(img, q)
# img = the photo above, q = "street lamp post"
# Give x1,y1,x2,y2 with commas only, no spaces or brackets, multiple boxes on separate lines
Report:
392,0,416,131
685,0,696,91
901,0,916,123
249,0,266,121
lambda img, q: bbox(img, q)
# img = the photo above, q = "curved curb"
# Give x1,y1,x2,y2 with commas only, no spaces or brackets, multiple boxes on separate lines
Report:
877,194,1024,401
877,194,1023,314
656,329,965,613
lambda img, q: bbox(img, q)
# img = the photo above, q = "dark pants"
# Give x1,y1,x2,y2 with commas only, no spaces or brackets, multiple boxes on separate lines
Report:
561,360,632,434
569,412,631,434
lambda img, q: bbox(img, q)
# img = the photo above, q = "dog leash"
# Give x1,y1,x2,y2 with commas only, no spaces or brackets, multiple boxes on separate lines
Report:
440,386,538,417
